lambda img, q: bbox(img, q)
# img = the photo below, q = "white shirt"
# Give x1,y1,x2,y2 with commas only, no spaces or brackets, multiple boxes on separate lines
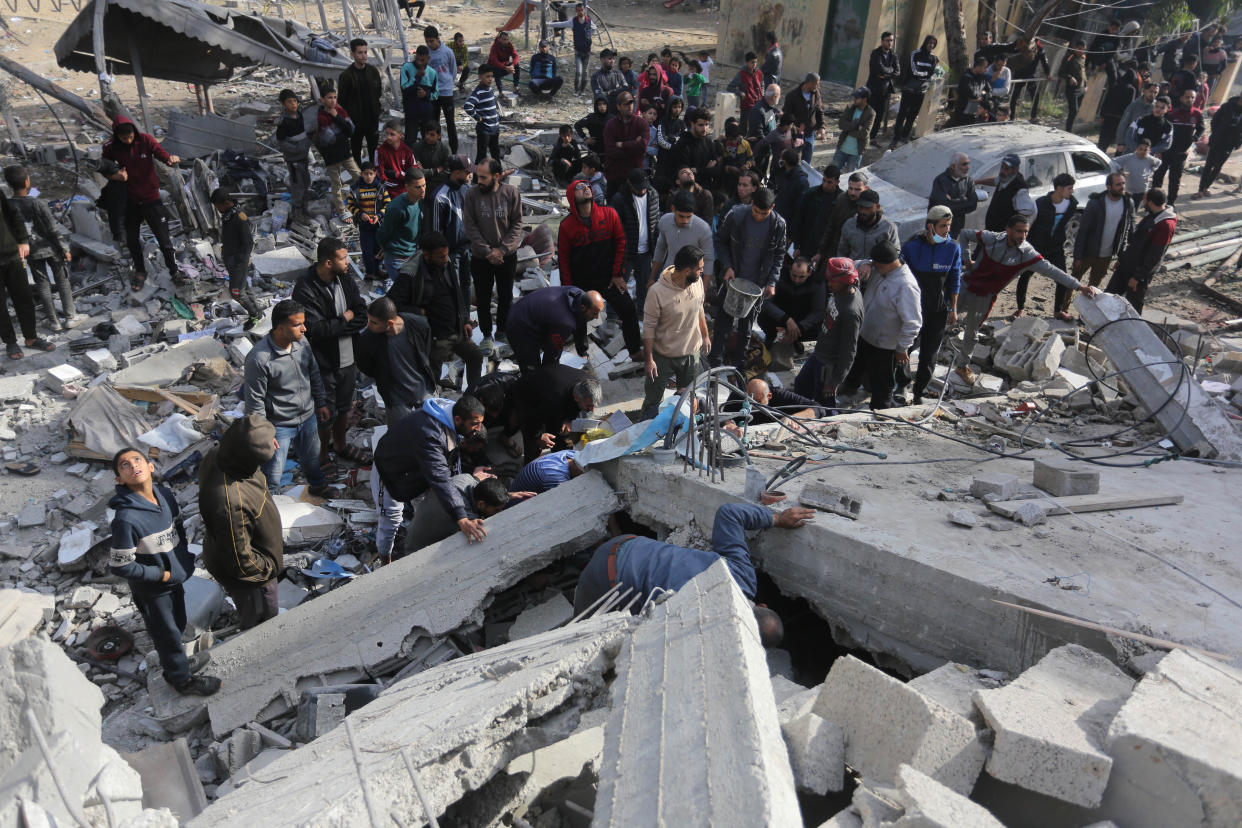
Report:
1098,194,1125,257
634,192,649,254
700,56,714,83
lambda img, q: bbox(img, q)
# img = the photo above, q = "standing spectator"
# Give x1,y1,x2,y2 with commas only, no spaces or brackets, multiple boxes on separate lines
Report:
671,166,715,223
1133,95,1174,159
5,166,76,331
836,189,900,260
100,116,180,290
451,32,471,93
337,38,382,166
834,87,875,171
1105,188,1176,312
1202,37,1228,91
649,190,714,293
867,32,900,140
1009,37,1050,117
243,299,330,496
974,30,1018,65
603,91,648,198
713,187,786,367
558,179,642,361
655,97,688,166
591,49,629,108
771,149,809,221
432,157,474,285
109,448,219,696
727,52,764,115
892,35,939,146
575,154,607,204
316,85,360,224
717,119,754,194
667,56,686,98
684,60,707,110
464,159,524,352
951,57,991,126
1195,94,1242,197
1114,139,1162,207
567,4,595,95
1087,19,1123,71
377,169,427,282
488,31,522,92
506,285,602,372
638,65,674,119
0,187,52,359
793,258,863,408
275,89,312,222
529,40,565,98
388,231,483,388
840,240,921,410
400,46,439,143
1152,88,1204,204
784,73,825,163
1117,83,1158,152
977,152,1035,231
1015,172,1078,320
928,152,979,239
424,27,461,153
1060,40,1086,133
293,238,368,468
375,120,418,199
721,169,759,216
1072,171,1132,293
1158,33,1189,82
199,415,284,630
346,162,389,281
757,256,825,347
413,122,452,203
641,244,710,419
575,95,611,154
794,165,841,258
611,169,660,311
356,295,435,426
816,171,868,267
1098,62,1137,151
900,207,960,403
664,109,720,192
1167,54,1199,101
209,188,264,327
761,32,783,86
746,84,781,175
464,65,502,163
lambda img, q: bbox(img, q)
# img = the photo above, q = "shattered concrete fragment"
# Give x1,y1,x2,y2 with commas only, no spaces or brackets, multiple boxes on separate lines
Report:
969,473,1020,501
111,338,227,387
16,503,45,528
1010,501,1049,526
0,589,55,647
889,764,1005,827
43,363,85,392
947,509,977,528
67,585,102,608
782,711,844,795
121,738,208,822
973,644,1134,807
273,496,344,543
594,560,802,826
508,593,574,640
907,662,999,727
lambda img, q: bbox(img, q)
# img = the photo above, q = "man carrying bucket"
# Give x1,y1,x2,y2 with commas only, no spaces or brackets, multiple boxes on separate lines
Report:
712,187,787,368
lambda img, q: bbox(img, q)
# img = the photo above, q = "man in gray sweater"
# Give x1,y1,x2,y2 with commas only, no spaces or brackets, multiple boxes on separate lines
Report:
840,240,921,410
243,299,331,495
647,190,715,296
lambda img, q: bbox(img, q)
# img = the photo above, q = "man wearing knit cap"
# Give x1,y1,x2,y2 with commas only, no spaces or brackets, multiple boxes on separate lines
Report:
840,240,921,410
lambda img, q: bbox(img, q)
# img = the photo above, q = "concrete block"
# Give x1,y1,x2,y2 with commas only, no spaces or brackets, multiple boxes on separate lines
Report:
800,482,863,519
977,373,1005,393
1099,650,1242,828
890,763,1005,827
0,589,55,647
782,711,844,795
820,808,864,827
274,496,344,543
275,579,307,610
972,644,1134,807
121,738,208,823
908,662,1000,727
852,780,904,825
947,509,977,528
114,315,147,337
1214,350,1242,374
225,337,253,366
16,503,45,528
508,593,573,640
68,585,102,608
595,561,802,826
182,576,226,632
84,348,118,373
970,473,1020,501
111,338,227,388
777,685,820,726
93,591,122,615
1010,501,1049,526
813,655,986,795
252,246,310,280
770,673,809,706
43,363,85,392
1031,335,1066,381
0,372,37,399
294,691,349,742
1032,458,1100,496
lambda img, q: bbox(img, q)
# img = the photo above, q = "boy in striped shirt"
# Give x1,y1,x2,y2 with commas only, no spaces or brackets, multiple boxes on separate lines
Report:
465,64,502,163
348,161,390,279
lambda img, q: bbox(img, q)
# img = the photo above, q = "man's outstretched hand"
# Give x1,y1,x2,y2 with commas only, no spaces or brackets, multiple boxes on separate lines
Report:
458,517,487,542
773,507,815,528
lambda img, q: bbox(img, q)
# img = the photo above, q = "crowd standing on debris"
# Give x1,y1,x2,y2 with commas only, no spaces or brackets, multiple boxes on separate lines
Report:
4,11,1240,702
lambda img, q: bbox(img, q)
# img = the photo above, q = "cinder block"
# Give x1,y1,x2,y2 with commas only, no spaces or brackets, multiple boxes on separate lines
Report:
1033,458,1100,496
813,655,986,795
891,764,1005,827
83,348,118,373
972,644,1134,807
970,473,1020,501
43,363,85,392
782,711,844,795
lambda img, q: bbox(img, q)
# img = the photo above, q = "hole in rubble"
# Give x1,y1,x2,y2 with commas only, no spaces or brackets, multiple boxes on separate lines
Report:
753,572,865,687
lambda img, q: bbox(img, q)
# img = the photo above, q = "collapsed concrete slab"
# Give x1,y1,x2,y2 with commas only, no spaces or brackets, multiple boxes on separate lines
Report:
188,615,633,827
594,560,801,826
973,644,1133,807
1076,292,1242,459
111,338,227,387
191,471,618,737
812,655,986,795
1098,650,1242,827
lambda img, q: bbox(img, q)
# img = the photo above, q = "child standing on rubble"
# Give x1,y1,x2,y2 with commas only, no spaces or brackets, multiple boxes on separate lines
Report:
316,83,361,225
348,162,389,280
375,120,418,199
3,165,77,332
275,89,312,223
210,188,264,329
465,64,503,164
109,447,220,697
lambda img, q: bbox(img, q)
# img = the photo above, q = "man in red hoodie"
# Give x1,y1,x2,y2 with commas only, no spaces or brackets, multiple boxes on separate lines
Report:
101,117,181,290
488,32,522,92
557,179,641,361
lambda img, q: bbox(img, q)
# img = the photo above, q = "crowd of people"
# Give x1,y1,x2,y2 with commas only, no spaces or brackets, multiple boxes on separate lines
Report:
0,13,1233,698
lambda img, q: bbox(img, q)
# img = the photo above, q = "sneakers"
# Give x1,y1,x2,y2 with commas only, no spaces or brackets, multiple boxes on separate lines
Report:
480,336,494,354
955,365,977,385
171,675,221,696
188,651,212,675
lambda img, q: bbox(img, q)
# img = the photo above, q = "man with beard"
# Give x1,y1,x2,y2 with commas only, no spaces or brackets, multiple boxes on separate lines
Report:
713,187,786,367
1105,187,1176,312
928,152,979,239
464,159,524,353
794,164,841,258
867,32,900,141
641,244,710,419
602,92,647,199
977,153,1035,231
835,189,899,261
814,171,869,270
663,109,719,193
649,190,714,295
670,166,715,223
431,157,473,289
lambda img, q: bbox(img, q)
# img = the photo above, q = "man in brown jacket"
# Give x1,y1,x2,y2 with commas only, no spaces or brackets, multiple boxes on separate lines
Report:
640,244,710,419
833,88,875,172
464,159,525,353
199,414,285,629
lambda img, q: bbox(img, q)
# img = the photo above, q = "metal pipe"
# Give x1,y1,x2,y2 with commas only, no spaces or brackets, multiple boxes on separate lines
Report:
316,0,329,31
1166,235,1242,260
1162,218,1242,245
127,34,152,133
343,0,353,40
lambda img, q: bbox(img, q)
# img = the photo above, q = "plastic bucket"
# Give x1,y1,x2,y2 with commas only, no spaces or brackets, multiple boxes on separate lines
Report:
722,277,763,318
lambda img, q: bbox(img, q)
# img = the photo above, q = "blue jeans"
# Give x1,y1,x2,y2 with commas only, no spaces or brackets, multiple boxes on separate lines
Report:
263,415,324,493
800,131,815,163
832,148,861,172
383,253,409,284
574,50,591,93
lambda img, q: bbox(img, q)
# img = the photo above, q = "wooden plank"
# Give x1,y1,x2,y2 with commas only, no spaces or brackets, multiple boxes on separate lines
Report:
111,384,213,409
987,492,1183,519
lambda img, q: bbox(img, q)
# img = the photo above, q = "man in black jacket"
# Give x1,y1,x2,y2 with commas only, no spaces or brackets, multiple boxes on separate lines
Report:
337,38,383,165
927,152,978,239
664,110,720,192
610,169,660,312
867,32,900,141
512,364,599,462
387,231,483,389
782,73,825,163
1105,187,1176,312
713,187,787,367
1073,172,1133,293
794,165,841,258
1015,173,1078,319
892,35,939,146
1195,94,1242,197
757,256,825,347
1098,60,1137,151
0,187,53,360
210,188,263,328
951,57,991,127
292,237,368,466
357,296,436,425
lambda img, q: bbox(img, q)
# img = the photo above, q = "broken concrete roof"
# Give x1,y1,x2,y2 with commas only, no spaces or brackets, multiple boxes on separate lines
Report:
188,614,634,827
169,471,618,738
593,560,802,826
54,0,351,86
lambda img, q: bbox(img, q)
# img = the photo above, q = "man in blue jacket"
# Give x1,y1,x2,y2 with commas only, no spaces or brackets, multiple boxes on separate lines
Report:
109,448,220,696
506,284,605,372
529,40,565,98
573,503,815,644
898,206,961,403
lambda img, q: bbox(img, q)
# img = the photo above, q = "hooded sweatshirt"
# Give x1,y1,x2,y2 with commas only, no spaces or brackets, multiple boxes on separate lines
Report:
557,187,626,289
101,115,173,204
374,397,468,517
109,483,193,593
200,414,284,587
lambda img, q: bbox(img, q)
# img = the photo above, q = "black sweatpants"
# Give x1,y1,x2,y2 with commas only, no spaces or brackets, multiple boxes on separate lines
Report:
125,199,176,275
433,98,459,154
910,308,947,398
227,260,263,318
475,126,501,164
1097,115,1121,151
224,579,279,630
472,252,517,337
350,119,380,167
1106,269,1150,312
892,91,924,142
1198,139,1233,192
1153,150,1188,203
843,337,898,410
0,258,37,346
869,89,890,139
133,585,191,686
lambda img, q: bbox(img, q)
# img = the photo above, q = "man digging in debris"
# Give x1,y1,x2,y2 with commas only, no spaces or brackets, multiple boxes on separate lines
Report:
573,503,816,644
109,447,220,696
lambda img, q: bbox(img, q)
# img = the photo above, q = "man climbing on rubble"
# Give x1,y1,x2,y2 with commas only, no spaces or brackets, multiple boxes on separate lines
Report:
404,474,513,553
109,447,220,696
100,116,181,291
954,215,1100,386
211,188,264,330
573,502,816,645
505,284,604,372
199,414,284,630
